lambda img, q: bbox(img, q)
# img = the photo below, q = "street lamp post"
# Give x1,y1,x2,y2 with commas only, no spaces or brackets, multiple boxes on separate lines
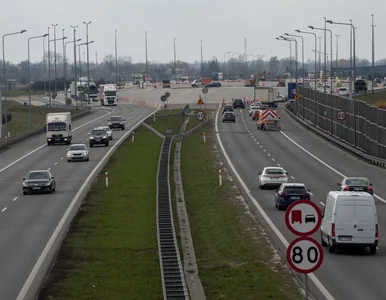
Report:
52,24,58,95
49,35,67,105
115,30,118,84
64,39,82,101
43,35,47,95
335,34,339,70
1,29,27,138
70,25,78,107
62,28,65,92
78,41,94,82
276,37,293,88
286,33,304,82
83,21,91,103
282,35,298,84
224,51,231,78
200,39,203,76
327,19,356,147
28,33,48,132
317,37,322,74
173,38,177,82
295,30,317,126
371,15,375,94
145,31,148,79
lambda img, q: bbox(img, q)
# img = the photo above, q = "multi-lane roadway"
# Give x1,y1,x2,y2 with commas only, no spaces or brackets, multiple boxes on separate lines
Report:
0,103,155,300
215,99,386,300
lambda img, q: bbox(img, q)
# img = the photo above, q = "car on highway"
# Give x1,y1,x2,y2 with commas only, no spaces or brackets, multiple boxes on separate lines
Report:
108,116,125,130
321,191,378,254
274,183,311,210
205,81,222,88
22,170,56,195
66,143,90,162
337,177,373,195
258,167,289,189
222,111,236,122
354,79,368,92
248,103,261,116
338,87,349,96
222,104,233,114
252,110,260,120
233,98,245,109
89,127,110,147
99,126,113,140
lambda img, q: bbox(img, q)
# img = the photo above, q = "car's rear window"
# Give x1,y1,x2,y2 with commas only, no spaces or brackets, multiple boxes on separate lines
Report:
234,99,243,103
265,168,284,174
284,187,307,194
345,178,369,186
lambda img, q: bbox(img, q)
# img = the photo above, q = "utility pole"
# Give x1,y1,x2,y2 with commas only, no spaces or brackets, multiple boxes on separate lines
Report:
173,38,177,82
43,35,46,95
145,31,148,79
323,17,327,93
115,30,118,84
52,24,58,96
371,14,375,93
70,25,78,107
318,37,322,74
48,27,51,109
335,34,339,70
62,28,65,91
84,21,91,104
200,39,203,76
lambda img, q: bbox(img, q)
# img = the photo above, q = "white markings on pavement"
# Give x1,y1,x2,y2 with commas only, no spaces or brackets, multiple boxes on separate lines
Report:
291,176,295,180
267,154,270,156
277,164,281,167
272,158,275,161
60,157,64,160
1,207,7,212
47,168,51,171
13,197,17,202
263,149,266,152
54,162,58,165
280,131,386,204
320,202,325,206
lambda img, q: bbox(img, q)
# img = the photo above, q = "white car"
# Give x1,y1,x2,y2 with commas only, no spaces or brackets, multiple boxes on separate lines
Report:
98,126,113,140
249,106,260,116
258,167,289,189
338,87,349,96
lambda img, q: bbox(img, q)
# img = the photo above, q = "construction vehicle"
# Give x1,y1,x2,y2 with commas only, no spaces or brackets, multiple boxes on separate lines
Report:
256,108,281,131
244,70,266,87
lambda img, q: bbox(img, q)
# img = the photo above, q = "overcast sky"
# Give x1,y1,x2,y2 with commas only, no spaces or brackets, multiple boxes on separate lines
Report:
0,0,381,64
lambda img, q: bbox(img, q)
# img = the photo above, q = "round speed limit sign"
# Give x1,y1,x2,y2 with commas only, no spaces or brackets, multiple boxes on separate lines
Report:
286,237,323,274
195,110,206,121
336,109,347,121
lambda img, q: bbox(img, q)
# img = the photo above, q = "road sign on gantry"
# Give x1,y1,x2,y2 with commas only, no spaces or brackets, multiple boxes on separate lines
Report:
285,200,322,237
286,236,323,274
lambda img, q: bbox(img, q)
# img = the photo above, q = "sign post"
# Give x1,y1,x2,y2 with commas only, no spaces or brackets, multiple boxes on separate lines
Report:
195,110,205,122
336,109,347,140
202,87,208,110
285,200,323,299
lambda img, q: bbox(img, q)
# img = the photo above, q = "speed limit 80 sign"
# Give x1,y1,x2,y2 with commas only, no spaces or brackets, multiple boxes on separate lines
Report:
286,236,324,274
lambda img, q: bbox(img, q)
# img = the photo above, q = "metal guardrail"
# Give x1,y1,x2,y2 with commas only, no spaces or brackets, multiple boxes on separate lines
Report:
0,107,91,150
156,137,189,299
285,103,386,168
173,117,209,141
142,122,166,140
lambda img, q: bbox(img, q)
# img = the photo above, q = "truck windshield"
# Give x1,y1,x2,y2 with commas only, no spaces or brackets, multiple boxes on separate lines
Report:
105,91,116,96
47,122,67,131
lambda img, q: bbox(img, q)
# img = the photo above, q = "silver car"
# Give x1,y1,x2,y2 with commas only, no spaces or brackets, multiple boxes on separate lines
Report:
66,143,90,162
99,126,113,140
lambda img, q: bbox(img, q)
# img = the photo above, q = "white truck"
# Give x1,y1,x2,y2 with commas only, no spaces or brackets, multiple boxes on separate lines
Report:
46,112,72,145
99,84,118,106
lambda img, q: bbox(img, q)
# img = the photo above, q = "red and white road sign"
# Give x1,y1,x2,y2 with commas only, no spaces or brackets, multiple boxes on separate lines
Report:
286,236,324,274
285,200,322,237
336,109,347,121
195,110,206,121
262,109,278,120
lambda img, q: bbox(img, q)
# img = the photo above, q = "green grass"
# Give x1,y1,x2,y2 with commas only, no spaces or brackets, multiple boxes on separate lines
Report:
185,109,213,131
150,111,187,135
5,90,45,97
38,126,163,300
179,120,303,299
1,100,79,138
356,91,386,107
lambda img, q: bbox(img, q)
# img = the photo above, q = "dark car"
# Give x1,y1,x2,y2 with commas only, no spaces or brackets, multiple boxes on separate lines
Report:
205,81,222,88
337,177,373,195
108,116,125,130
222,111,236,122
274,183,311,210
89,128,109,147
233,98,245,109
22,170,56,195
222,104,234,114
354,79,368,92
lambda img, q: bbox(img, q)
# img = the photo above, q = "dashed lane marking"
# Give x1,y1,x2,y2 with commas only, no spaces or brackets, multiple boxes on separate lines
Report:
1,207,7,212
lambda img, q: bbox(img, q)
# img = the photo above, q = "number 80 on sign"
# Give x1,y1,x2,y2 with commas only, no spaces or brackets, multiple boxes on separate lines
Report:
286,237,324,274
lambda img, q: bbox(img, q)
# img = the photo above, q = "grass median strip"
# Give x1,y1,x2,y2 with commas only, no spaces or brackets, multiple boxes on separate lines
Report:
179,119,303,299
149,109,187,135
38,126,164,300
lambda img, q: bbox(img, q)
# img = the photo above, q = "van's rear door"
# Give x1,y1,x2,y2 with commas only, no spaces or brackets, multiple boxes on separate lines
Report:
355,204,376,244
335,204,357,243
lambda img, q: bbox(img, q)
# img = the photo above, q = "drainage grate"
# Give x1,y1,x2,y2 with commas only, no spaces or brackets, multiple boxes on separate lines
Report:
157,137,189,300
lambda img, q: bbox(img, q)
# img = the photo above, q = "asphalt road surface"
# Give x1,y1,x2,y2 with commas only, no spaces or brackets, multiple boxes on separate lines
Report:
216,102,386,300
0,103,155,300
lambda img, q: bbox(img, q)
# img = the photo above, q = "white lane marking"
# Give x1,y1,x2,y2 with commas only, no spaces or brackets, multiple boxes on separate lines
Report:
47,168,51,171
16,109,158,300
291,176,295,180
267,154,270,157
280,131,386,204
253,139,257,142
256,142,259,144
272,158,275,161
54,162,58,165
60,157,64,160
0,109,112,174
13,197,17,201
214,105,335,300
277,164,281,167
320,202,325,206
260,145,263,148
1,207,7,212
263,149,266,152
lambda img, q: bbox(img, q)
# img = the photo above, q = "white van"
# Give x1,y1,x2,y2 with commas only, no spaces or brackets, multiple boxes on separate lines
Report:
320,191,378,254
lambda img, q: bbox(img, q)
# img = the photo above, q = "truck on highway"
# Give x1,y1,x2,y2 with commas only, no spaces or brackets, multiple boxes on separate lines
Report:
80,81,99,102
46,112,72,145
191,78,211,87
99,84,118,106
212,72,223,81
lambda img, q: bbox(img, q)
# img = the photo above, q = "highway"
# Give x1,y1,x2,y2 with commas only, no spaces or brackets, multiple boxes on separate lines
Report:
0,103,155,300
216,100,386,300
